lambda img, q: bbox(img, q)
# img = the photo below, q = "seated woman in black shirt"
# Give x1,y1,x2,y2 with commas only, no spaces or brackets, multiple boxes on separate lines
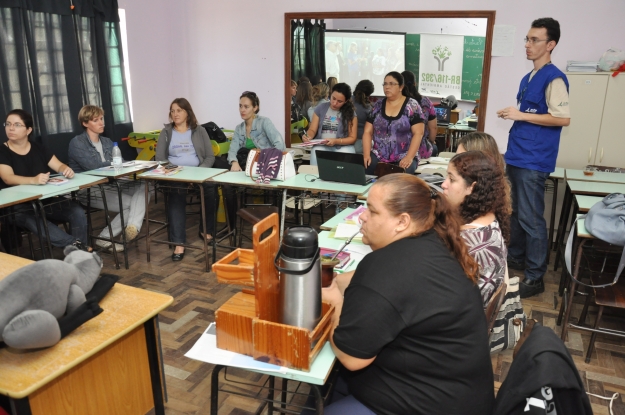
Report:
322,174,494,415
0,109,90,251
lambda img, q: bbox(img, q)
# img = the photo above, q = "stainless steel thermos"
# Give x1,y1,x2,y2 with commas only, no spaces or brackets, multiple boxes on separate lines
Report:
274,226,321,331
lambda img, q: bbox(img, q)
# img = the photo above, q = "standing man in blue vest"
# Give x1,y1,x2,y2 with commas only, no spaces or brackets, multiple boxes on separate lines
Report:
497,17,570,298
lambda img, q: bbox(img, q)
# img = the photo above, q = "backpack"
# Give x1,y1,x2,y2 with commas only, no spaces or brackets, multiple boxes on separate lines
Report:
565,193,625,287
202,122,228,143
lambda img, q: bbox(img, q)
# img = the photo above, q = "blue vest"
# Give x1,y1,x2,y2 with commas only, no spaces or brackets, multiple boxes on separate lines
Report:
504,64,569,173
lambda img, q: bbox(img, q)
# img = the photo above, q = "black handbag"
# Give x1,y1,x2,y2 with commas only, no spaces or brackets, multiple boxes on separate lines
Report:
236,147,250,169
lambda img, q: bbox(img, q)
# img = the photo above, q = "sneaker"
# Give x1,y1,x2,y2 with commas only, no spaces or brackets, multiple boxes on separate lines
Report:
95,239,112,250
125,225,139,241
109,243,125,253
73,240,93,252
520,279,545,298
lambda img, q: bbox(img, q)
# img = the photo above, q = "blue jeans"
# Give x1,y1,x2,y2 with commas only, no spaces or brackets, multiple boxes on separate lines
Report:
166,182,217,244
301,373,375,415
365,152,417,175
310,144,356,166
12,197,87,247
506,164,550,281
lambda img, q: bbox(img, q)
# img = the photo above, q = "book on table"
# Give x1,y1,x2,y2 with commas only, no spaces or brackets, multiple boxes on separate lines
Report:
144,165,184,176
319,247,351,269
47,177,69,186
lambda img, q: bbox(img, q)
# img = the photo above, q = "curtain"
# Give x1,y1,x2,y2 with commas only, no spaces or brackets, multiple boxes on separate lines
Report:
291,19,325,82
0,0,134,161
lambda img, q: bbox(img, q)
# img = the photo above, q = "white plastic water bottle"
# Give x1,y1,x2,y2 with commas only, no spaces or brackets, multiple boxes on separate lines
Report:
112,142,123,172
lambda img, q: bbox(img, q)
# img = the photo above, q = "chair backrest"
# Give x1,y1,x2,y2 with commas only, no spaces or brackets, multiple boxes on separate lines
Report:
485,282,507,334
438,152,456,158
298,164,318,175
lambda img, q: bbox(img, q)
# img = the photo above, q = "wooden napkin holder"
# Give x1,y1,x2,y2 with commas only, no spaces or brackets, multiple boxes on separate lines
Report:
212,213,334,371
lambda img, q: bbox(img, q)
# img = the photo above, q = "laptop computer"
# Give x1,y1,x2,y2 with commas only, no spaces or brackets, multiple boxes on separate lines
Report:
435,106,451,126
316,151,376,186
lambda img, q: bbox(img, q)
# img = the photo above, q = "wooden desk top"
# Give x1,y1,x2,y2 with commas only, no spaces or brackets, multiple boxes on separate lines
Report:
6,174,108,200
566,169,625,184
575,195,603,212
82,162,157,178
0,189,42,209
209,171,281,189
278,174,372,196
0,253,173,398
139,166,226,183
567,180,625,196
551,167,565,180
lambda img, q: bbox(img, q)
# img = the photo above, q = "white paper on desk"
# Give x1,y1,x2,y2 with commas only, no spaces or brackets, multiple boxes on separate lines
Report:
185,323,288,373
492,25,516,57
334,223,362,239
344,244,372,256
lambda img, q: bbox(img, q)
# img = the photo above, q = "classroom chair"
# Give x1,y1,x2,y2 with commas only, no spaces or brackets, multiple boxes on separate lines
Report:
285,165,325,226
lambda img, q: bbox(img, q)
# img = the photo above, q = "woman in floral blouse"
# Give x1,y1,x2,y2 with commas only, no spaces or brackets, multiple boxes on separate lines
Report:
441,150,512,306
362,71,425,175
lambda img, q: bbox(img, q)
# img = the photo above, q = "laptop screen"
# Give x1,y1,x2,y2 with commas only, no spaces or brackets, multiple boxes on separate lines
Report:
435,107,451,124
316,151,371,186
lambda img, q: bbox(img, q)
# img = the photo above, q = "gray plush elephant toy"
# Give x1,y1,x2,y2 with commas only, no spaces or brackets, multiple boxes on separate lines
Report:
0,245,118,349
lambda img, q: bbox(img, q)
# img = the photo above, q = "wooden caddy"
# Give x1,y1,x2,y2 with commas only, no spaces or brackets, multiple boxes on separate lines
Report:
212,213,334,371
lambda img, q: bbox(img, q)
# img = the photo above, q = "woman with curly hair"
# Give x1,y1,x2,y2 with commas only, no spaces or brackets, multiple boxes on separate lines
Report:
442,150,512,306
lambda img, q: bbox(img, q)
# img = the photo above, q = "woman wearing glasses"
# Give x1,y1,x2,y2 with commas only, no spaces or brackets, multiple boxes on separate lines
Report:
362,71,425,175
302,82,357,166
0,109,91,251
156,98,217,261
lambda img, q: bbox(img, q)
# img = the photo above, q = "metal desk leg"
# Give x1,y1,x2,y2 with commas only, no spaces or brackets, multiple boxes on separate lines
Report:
554,183,572,271
36,200,54,259
9,397,32,415
311,384,324,415
280,189,287,242
145,180,152,264
557,239,587,341
112,180,129,269
199,184,210,272
546,177,558,264
97,184,120,269
210,365,226,415
144,316,167,415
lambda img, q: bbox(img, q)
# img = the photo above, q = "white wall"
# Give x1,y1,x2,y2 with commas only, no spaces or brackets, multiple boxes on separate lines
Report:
122,0,625,151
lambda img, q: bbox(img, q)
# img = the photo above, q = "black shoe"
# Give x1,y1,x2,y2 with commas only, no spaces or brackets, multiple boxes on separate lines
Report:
73,240,93,252
171,251,185,261
507,257,526,271
520,279,545,298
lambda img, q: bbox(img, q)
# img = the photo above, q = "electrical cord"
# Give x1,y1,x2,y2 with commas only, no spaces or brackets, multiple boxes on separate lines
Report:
304,174,319,182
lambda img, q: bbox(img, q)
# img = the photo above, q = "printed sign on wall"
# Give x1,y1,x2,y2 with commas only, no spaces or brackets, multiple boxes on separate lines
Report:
418,34,464,98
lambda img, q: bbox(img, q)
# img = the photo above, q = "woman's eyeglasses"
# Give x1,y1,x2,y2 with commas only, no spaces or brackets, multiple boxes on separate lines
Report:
4,122,26,128
382,82,399,87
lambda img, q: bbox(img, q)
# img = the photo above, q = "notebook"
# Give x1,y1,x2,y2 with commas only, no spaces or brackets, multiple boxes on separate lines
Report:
316,151,376,186
435,106,451,126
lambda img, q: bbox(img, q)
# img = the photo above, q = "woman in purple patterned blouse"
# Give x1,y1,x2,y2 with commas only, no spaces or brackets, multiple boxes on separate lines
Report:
442,151,512,306
362,71,425,175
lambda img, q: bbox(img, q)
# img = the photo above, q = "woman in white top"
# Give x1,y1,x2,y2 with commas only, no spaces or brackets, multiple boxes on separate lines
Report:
302,82,357,166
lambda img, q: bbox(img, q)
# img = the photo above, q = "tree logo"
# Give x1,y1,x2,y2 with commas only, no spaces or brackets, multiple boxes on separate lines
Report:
432,46,452,71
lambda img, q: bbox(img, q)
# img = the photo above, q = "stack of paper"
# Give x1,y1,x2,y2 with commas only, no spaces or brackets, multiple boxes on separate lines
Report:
566,61,598,72
292,139,328,148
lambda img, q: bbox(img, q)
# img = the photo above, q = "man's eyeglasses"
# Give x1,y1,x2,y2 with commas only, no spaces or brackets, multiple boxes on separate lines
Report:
242,91,257,97
382,82,399,87
4,122,26,128
524,37,549,45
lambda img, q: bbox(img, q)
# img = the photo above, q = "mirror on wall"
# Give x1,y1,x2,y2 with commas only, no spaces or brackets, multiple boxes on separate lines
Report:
284,11,495,147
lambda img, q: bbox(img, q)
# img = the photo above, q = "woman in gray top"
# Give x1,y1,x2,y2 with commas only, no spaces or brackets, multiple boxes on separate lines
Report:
352,80,375,154
155,98,217,262
68,105,147,253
